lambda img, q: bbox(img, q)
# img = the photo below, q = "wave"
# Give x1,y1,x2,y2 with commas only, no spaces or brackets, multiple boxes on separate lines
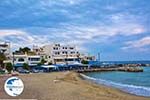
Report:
80,74,150,97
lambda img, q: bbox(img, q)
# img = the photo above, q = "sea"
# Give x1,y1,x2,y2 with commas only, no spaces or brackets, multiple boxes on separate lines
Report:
82,61,150,97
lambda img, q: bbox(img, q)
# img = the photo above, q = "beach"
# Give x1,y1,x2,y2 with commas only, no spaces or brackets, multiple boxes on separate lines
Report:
0,71,149,100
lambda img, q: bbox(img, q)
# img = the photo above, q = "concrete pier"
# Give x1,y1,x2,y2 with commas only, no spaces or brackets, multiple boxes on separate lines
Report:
76,67,143,73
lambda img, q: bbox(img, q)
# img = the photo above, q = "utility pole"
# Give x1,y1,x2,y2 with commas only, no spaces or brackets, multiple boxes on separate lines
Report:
98,52,100,62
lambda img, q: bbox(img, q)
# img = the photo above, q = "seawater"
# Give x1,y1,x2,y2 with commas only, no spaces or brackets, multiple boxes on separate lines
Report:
82,67,150,97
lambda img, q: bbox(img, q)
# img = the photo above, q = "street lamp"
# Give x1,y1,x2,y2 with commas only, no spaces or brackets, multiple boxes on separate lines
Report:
66,53,68,66
12,52,15,71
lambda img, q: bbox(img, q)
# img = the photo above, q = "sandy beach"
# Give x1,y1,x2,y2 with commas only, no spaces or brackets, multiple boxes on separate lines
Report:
0,71,149,100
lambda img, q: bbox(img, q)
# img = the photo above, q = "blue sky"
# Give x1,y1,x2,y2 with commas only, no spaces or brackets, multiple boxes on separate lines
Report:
0,0,150,61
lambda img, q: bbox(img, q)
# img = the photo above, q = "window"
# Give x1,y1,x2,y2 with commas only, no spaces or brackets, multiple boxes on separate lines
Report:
55,52,60,55
53,47,58,50
28,58,40,61
18,58,25,62
70,47,74,49
55,44,60,47
65,59,74,61
54,59,63,62
70,52,73,54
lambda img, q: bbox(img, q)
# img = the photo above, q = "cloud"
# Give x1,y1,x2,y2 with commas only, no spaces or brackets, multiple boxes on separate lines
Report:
0,29,33,42
0,0,149,60
0,29,35,49
0,18,146,51
55,0,84,5
58,22,145,41
0,30,25,37
109,12,146,35
122,36,150,51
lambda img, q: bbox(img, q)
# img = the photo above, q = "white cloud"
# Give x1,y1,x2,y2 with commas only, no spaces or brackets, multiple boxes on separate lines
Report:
109,13,146,36
58,23,145,41
0,17,146,51
0,30,25,37
122,36,150,51
39,0,84,7
0,29,35,49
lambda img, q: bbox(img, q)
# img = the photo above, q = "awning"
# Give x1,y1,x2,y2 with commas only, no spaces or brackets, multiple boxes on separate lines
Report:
40,65,58,68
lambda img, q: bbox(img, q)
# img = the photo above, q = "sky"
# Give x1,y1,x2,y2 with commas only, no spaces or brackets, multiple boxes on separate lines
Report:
0,0,150,61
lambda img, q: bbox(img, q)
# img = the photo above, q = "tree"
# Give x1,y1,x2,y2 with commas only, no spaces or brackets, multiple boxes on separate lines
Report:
0,53,6,69
6,63,13,74
14,47,34,54
20,47,31,54
81,60,89,64
41,58,46,65
23,63,30,70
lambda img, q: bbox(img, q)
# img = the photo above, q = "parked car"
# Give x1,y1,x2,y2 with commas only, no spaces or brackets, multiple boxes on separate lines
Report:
17,67,30,74
31,68,40,73
0,69,5,74
31,67,47,73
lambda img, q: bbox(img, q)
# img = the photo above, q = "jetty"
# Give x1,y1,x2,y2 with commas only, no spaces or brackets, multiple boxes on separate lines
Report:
76,67,143,73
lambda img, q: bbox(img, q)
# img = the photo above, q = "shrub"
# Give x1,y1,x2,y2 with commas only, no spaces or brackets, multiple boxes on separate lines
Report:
37,63,42,66
41,58,46,64
23,63,30,70
81,60,89,64
6,63,13,73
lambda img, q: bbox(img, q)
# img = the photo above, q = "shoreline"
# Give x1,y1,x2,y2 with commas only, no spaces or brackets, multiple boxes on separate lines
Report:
0,71,150,100
63,72,150,99
79,72,150,97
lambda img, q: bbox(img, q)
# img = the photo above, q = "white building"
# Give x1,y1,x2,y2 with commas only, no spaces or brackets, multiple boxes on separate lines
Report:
12,54,41,67
32,45,45,56
80,54,96,61
33,43,80,64
0,42,11,58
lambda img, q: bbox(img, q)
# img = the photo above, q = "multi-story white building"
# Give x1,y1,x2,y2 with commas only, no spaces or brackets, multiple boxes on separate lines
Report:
33,43,80,64
0,42,11,58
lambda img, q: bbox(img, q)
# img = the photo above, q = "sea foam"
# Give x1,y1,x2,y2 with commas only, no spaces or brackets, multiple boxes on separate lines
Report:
80,74,150,97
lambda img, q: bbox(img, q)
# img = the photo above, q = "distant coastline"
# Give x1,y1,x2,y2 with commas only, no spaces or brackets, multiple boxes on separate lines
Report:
100,60,150,64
